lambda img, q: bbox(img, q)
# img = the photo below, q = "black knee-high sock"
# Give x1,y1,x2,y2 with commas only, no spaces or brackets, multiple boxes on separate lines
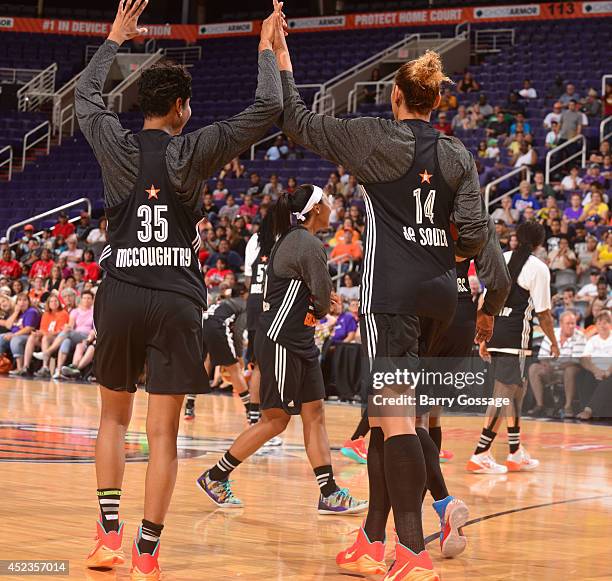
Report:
508,425,520,454
428,426,442,452
97,488,121,533
363,427,391,542
384,434,426,553
137,519,163,555
351,410,371,440
474,427,497,455
416,427,449,502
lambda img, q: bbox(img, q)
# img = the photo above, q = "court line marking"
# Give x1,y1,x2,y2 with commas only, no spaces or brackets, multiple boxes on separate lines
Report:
423,493,612,545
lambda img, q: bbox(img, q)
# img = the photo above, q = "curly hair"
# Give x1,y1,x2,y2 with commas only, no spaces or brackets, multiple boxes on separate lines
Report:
138,59,192,118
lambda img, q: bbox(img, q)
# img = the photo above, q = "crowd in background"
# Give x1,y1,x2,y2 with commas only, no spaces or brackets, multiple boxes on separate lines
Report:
0,74,610,422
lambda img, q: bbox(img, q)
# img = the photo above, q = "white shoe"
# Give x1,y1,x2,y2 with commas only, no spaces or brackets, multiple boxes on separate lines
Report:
506,446,539,472
467,451,508,474
33,352,44,361
263,436,283,447
52,370,61,380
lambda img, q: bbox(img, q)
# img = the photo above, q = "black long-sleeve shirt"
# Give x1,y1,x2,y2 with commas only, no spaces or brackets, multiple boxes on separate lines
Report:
278,71,487,259
75,41,283,210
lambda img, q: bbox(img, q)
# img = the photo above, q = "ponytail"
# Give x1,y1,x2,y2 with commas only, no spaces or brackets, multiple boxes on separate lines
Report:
258,211,275,257
507,222,545,283
270,192,293,240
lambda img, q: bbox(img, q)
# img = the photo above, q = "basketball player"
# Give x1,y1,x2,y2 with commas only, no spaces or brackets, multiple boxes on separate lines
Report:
273,23,488,579
197,185,367,515
76,1,285,578
468,221,559,474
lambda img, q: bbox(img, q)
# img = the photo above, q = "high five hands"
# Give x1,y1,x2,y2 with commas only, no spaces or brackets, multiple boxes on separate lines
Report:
108,0,149,46
260,0,288,52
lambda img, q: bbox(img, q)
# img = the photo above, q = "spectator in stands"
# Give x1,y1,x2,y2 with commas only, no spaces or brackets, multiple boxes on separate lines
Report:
518,79,537,99
579,190,608,223
46,265,63,294
543,102,563,129
75,212,92,242
590,141,611,164
262,173,283,198
265,135,288,161
592,230,612,272
437,87,457,112
329,196,346,225
363,68,381,104
60,329,97,381
86,216,108,252
0,249,22,280
577,269,603,300
433,111,453,136
227,226,246,258
348,205,365,232
582,88,602,118
28,276,45,307
467,103,483,128
330,229,363,274
219,194,240,222
487,111,509,138
491,195,519,225
563,193,585,225
477,140,487,158
1,293,40,374
576,310,612,420
284,138,303,160
326,172,343,196
513,180,541,213
43,290,94,380
219,157,246,180
337,166,350,185
559,100,583,142
238,193,258,219
10,279,24,298
205,257,232,288
343,175,359,199
20,238,42,268
513,142,537,169
60,235,83,270
338,272,359,303
485,138,500,159
560,166,582,193
505,91,526,116
545,121,561,149
457,70,480,93
206,239,242,273
52,212,75,240
493,219,510,247
246,172,263,197
78,249,101,282
528,310,585,418
18,294,69,378
212,179,229,201
531,171,555,200
331,299,360,344
548,236,577,272
552,287,581,322
581,164,607,191
537,195,559,222
0,295,13,333
201,192,218,224
510,113,531,136
476,94,493,119
286,176,298,193
451,105,470,132
559,83,580,107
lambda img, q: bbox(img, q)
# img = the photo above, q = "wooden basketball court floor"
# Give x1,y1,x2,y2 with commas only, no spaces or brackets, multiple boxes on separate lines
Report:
1,377,612,581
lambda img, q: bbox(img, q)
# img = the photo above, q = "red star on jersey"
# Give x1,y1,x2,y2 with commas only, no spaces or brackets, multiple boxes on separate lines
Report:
419,170,433,184
260,255,268,263
146,185,160,200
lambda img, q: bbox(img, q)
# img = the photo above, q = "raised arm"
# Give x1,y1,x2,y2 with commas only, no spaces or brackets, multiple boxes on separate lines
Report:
75,0,148,148
180,10,285,181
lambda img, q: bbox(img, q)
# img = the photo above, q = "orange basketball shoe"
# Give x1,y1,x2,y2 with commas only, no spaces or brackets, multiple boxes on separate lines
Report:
336,525,387,575
340,437,368,464
383,544,439,581
86,520,125,569
130,534,161,581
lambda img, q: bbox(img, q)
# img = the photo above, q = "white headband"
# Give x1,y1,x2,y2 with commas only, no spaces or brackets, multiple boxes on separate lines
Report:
293,186,323,222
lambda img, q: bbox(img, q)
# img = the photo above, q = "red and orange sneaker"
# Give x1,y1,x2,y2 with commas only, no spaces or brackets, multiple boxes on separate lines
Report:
130,535,161,581
336,525,386,575
86,520,125,569
340,437,368,464
439,449,454,463
383,544,439,581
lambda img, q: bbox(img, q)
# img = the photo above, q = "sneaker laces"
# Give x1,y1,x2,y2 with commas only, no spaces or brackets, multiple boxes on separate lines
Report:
482,454,497,468
218,479,237,500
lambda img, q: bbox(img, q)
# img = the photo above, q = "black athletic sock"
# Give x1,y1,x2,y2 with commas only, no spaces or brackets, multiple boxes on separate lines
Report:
185,395,195,409
429,426,442,452
239,390,250,414
247,402,261,425
384,434,426,553
416,427,449,502
351,411,370,440
314,465,339,497
363,427,390,542
209,451,241,482
508,426,520,454
474,427,497,455
97,488,121,533
137,519,163,555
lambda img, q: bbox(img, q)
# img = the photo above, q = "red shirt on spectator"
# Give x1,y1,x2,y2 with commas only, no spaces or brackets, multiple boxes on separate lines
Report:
205,268,232,287
239,204,258,218
53,221,75,239
198,248,210,265
0,258,22,279
30,259,55,279
78,261,101,282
